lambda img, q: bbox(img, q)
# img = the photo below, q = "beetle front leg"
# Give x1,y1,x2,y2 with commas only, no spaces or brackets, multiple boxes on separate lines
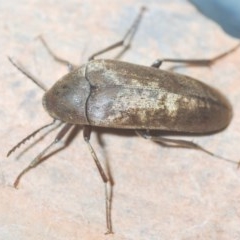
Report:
83,126,113,234
136,130,239,165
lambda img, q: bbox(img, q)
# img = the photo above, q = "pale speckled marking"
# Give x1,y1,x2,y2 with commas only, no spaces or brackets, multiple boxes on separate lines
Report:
104,89,183,123
181,96,210,111
164,94,182,118
103,69,120,84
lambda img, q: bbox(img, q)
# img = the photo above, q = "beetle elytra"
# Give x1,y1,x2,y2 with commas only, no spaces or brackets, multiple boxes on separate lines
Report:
8,7,239,234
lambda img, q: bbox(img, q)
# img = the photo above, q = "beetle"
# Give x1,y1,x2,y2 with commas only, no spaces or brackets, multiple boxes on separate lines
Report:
7,7,239,234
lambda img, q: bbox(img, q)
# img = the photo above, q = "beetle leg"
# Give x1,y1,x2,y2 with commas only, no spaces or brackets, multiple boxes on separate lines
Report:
83,126,113,234
136,130,239,165
96,131,115,232
151,43,240,68
88,7,146,61
13,123,73,188
38,35,76,71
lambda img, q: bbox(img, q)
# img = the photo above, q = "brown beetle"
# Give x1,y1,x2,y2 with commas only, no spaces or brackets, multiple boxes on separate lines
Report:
43,59,232,133
8,7,239,234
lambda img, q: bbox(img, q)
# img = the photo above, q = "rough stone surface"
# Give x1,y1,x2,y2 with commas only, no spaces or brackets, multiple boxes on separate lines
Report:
1,0,240,239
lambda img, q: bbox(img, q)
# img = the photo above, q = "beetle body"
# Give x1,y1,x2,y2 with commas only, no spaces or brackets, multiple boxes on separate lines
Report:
43,59,232,133
8,6,240,234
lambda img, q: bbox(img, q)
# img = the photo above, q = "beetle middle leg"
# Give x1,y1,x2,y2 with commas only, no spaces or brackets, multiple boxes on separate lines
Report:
83,126,114,234
88,6,146,60
38,6,146,70
136,130,239,165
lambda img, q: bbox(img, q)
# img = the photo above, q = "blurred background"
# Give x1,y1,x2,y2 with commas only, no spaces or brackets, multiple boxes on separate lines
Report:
190,0,240,38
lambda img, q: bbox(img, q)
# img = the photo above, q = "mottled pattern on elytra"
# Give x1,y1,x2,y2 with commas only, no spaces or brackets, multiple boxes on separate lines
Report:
85,60,232,133
43,59,232,133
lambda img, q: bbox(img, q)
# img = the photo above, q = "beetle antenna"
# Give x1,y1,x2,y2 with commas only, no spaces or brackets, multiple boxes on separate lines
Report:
13,123,73,188
7,120,58,157
8,56,47,91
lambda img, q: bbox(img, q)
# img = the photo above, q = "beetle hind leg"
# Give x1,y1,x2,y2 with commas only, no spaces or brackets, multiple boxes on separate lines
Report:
150,43,240,69
136,130,239,165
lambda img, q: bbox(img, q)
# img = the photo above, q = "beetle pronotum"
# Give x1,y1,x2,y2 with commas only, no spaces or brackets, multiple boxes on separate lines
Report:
8,7,239,234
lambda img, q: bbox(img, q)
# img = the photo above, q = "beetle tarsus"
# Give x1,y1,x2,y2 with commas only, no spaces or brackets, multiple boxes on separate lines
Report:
105,182,114,234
